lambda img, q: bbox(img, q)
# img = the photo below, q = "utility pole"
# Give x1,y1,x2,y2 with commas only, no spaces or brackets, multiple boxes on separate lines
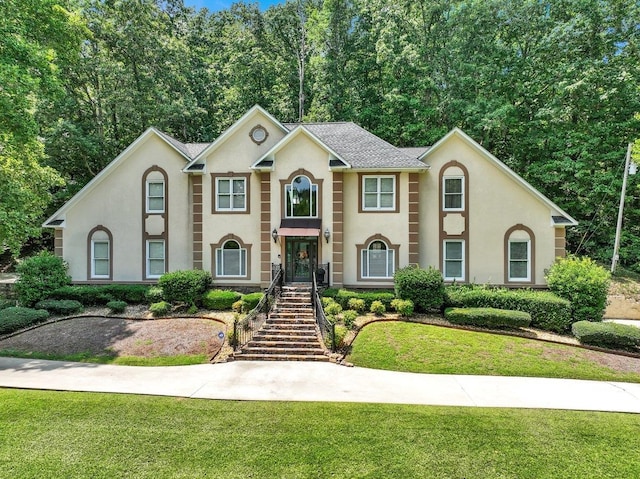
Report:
611,143,634,273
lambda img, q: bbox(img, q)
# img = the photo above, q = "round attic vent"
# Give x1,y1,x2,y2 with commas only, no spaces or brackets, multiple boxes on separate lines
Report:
249,125,268,145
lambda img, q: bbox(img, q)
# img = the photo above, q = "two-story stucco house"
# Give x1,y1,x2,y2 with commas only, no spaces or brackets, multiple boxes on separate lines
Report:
44,105,577,288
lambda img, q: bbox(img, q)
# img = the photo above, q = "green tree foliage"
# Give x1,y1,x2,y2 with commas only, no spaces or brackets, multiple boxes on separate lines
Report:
14,252,72,307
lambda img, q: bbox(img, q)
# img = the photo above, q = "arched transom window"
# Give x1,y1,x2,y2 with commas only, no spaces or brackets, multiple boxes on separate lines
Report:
362,240,395,278
285,175,317,218
216,240,247,277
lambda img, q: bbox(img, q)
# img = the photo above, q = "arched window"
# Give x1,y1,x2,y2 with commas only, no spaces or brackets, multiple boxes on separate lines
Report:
362,240,394,278
216,240,247,277
88,226,112,280
504,225,535,283
285,175,317,218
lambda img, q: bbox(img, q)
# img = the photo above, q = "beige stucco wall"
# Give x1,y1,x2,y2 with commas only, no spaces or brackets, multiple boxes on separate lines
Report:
420,135,558,285
62,135,192,282
201,111,287,285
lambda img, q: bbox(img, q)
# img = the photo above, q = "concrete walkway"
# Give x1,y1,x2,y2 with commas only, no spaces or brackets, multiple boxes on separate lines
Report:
2,357,640,413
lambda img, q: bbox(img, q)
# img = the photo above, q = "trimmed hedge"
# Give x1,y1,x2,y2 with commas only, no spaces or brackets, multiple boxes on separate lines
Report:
445,307,532,329
106,300,127,314
202,290,242,310
0,298,15,311
0,307,50,334
445,286,572,333
572,321,640,351
34,299,83,315
334,289,394,310
51,284,150,305
394,266,445,312
158,270,212,304
241,292,264,312
145,287,164,304
14,252,71,307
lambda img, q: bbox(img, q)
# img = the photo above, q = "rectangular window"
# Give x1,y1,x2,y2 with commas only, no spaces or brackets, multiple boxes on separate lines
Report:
147,240,165,278
443,177,464,210
91,240,109,278
363,176,396,211
509,241,530,281
444,240,465,281
147,181,165,213
216,178,246,211
216,248,247,277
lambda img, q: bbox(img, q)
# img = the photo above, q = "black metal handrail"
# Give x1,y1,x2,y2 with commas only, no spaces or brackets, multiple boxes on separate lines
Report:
312,268,335,352
232,265,283,351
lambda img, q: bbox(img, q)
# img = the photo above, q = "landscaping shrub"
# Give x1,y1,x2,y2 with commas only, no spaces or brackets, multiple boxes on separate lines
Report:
546,255,611,322
324,302,343,317
150,301,171,317
347,298,366,313
572,321,640,351
370,300,386,315
106,300,127,314
445,307,531,329
445,285,572,333
321,288,339,299
0,307,49,334
34,299,83,316
232,300,244,313
326,324,348,350
158,270,212,304
241,292,264,312
14,252,71,307
334,289,394,309
0,298,15,311
202,290,242,310
321,297,336,308
51,284,150,305
342,310,358,330
390,298,415,317
394,266,444,312
145,286,164,304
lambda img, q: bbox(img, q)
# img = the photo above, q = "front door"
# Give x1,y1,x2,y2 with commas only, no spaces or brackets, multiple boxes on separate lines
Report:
285,237,318,283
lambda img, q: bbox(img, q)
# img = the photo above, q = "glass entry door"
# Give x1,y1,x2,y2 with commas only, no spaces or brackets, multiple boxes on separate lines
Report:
285,237,318,283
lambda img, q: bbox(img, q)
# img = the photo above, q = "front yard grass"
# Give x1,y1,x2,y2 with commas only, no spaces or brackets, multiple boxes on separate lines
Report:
0,349,208,366
348,321,640,383
1,388,640,478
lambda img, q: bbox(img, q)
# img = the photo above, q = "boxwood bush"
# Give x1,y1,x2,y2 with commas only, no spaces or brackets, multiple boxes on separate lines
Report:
394,266,444,312
572,321,640,351
445,307,532,329
546,255,611,322
51,284,150,305
445,285,572,332
240,292,264,312
149,301,171,317
202,290,242,310
34,299,83,316
334,289,394,310
0,307,50,334
106,300,128,314
14,252,71,307
158,270,212,304
390,298,414,317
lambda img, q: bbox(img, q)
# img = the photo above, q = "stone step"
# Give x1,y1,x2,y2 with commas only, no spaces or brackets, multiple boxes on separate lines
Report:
246,340,321,349
240,346,326,356
253,333,319,342
233,353,329,362
266,316,316,324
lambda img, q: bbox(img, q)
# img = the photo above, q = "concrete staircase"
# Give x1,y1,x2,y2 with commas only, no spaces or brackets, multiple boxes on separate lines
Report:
232,285,329,362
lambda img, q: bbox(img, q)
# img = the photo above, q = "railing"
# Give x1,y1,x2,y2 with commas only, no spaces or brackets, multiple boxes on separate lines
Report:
312,268,335,352
232,265,283,351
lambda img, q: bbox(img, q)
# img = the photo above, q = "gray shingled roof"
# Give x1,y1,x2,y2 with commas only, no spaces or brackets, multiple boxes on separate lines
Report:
155,129,210,160
400,146,430,159
285,122,428,169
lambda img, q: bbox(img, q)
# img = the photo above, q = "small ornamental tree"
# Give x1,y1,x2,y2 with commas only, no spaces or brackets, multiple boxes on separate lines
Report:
14,251,71,307
394,266,444,312
545,255,610,323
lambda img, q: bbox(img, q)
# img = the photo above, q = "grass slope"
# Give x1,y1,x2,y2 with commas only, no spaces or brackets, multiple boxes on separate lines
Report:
1,389,640,478
348,321,640,383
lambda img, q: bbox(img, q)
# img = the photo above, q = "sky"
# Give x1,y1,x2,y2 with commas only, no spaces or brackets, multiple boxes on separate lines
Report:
183,0,283,11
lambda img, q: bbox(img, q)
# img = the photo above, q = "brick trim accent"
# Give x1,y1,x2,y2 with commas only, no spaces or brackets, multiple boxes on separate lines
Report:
332,172,344,287
555,227,566,258
54,230,63,258
408,173,420,265
260,172,272,283
192,176,203,270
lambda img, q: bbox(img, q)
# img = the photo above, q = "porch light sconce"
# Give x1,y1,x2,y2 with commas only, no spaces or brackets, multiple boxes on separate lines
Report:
272,228,278,243
324,228,331,243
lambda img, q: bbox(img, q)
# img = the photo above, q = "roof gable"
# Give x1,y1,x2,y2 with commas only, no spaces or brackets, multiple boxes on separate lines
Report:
43,127,187,227
421,128,578,225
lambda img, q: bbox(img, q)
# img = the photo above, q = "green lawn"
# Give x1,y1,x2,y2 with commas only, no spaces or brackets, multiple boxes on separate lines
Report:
1,388,639,478
0,349,208,366
348,321,640,383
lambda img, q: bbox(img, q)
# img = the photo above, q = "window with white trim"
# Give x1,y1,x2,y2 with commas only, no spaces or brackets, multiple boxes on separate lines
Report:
216,177,246,211
362,240,395,278
443,177,464,211
285,175,317,218
444,240,465,281
146,240,165,278
363,176,395,210
91,239,110,278
216,240,247,277
509,240,530,281
147,180,165,213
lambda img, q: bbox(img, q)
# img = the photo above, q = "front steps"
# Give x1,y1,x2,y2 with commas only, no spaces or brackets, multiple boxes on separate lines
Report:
232,285,329,362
